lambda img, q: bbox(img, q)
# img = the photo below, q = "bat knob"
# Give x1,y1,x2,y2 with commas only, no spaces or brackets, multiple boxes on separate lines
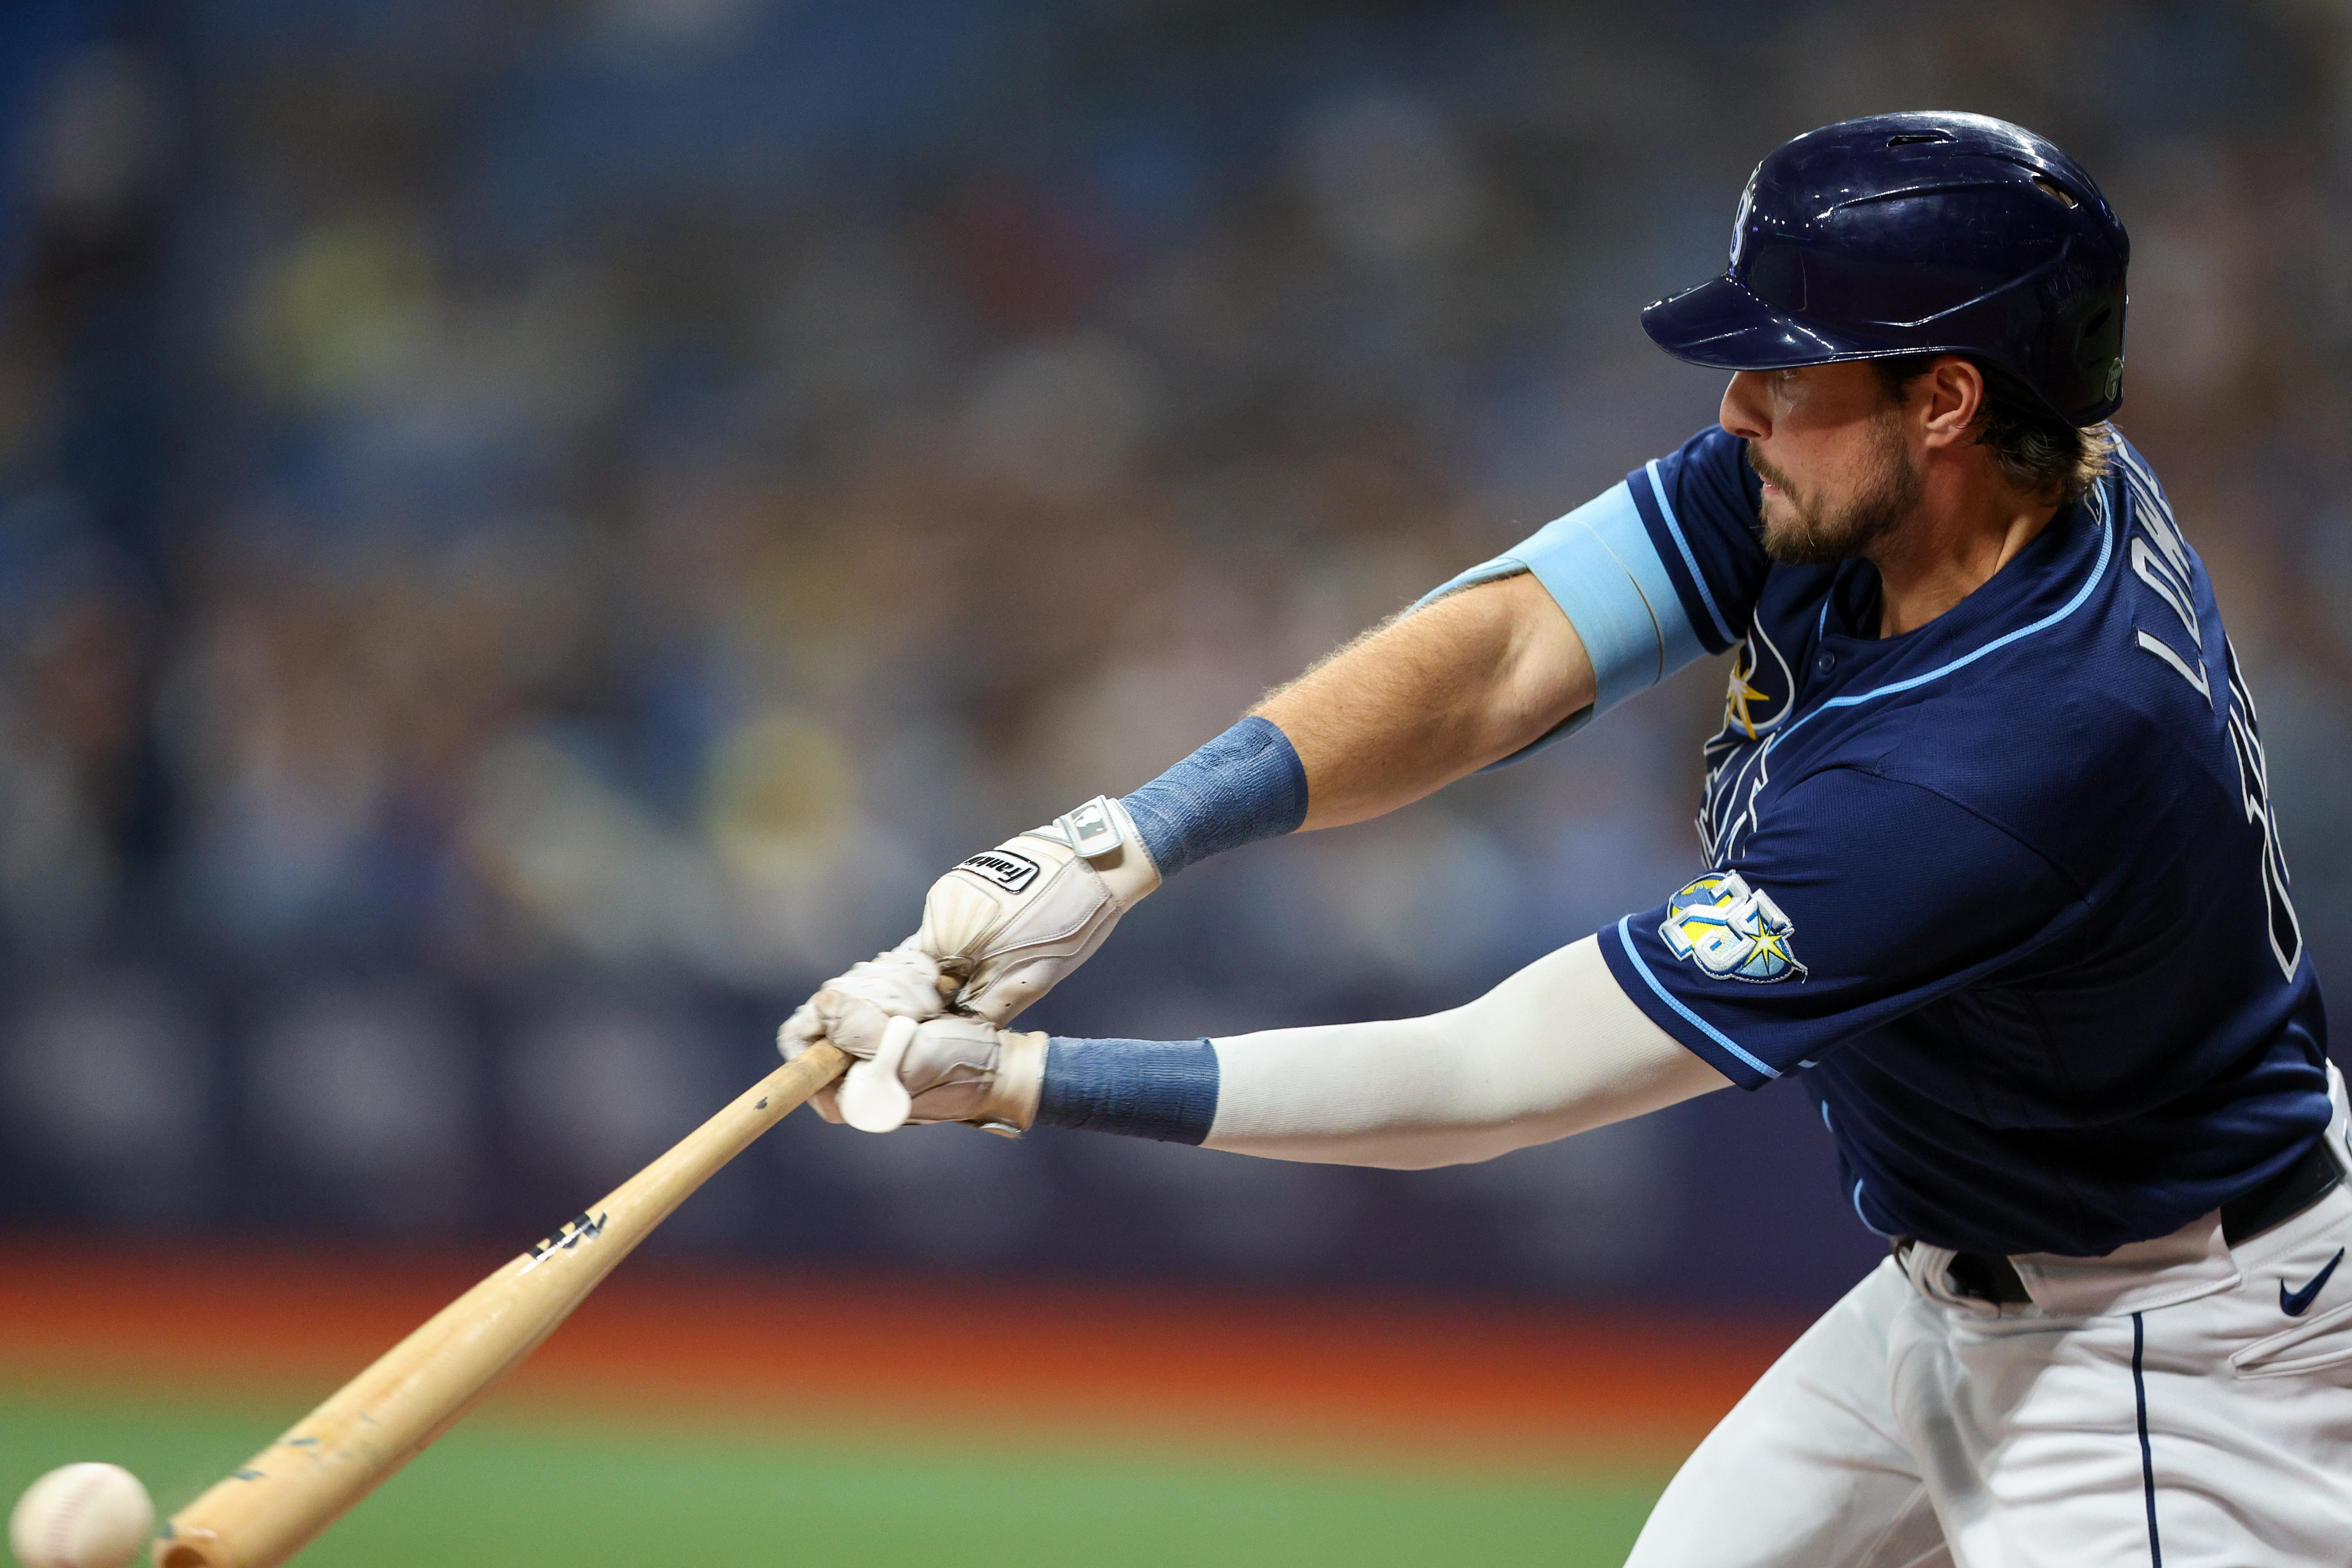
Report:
838,1015,918,1133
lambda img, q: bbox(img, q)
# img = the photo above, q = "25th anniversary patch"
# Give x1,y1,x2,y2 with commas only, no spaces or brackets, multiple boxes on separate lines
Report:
1660,871,1807,983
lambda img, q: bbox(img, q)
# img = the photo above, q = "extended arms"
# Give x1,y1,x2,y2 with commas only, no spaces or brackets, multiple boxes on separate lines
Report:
783,572,1598,1118
806,934,1729,1164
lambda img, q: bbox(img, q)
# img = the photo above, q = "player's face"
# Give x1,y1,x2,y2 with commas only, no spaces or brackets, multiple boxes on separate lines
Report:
1720,363,1921,566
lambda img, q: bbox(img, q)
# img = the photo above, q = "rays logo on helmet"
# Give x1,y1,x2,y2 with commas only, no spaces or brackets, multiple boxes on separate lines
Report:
1660,871,1807,984
1729,167,1758,268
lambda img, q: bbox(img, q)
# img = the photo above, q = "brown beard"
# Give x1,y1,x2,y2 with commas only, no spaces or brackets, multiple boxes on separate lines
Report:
1749,415,1920,566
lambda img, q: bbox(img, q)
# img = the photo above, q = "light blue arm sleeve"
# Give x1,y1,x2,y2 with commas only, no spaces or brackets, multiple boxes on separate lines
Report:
1415,481,1710,765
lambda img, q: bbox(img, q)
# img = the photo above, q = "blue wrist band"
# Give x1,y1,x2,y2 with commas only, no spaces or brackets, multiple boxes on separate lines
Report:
1035,1038,1220,1144
1121,716,1308,878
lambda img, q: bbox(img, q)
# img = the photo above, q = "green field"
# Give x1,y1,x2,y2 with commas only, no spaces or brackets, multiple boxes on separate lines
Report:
0,1390,1661,1567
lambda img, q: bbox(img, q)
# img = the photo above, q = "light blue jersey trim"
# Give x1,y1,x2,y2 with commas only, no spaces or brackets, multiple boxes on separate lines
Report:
1415,483,1708,761
1764,494,2117,760
1826,1098,1892,1236
1851,1180,1892,1237
1614,916,1780,1080
1645,459,1736,646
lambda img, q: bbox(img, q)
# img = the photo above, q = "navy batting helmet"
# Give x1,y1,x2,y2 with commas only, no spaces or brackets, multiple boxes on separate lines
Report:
1641,111,2129,426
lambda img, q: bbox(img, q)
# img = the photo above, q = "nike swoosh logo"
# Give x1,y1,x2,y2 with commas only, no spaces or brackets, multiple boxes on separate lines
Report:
2281,1247,2345,1317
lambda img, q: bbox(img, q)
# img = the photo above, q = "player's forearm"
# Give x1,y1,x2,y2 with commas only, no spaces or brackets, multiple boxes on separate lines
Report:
1036,936,1728,1168
1122,574,1592,870
798,565,1592,1035
1254,572,1596,830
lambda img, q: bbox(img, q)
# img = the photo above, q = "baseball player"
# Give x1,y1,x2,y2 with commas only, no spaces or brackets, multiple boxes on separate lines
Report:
783,112,2352,1565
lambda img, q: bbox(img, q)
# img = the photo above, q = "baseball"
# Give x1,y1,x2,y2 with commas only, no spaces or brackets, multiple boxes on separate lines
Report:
8,1463,154,1568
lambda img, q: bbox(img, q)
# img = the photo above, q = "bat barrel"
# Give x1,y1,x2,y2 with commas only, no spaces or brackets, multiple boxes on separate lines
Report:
155,1530,227,1568
150,1043,849,1568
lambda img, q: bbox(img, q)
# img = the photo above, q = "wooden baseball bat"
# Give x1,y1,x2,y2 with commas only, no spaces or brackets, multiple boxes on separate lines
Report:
151,1042,851,1568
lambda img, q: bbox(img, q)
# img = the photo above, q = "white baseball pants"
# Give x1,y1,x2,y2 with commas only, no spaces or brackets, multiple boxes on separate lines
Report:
1627,1073,2352,1567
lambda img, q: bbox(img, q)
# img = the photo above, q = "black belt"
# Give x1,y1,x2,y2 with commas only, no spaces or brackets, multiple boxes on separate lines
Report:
1903,1140,2345,1307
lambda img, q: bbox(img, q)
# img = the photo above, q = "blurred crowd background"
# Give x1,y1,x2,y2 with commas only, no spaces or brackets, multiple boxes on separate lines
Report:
2,0,2348,1312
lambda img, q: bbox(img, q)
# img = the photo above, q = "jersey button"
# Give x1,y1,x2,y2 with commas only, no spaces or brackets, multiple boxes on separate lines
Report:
1813,649,1837,675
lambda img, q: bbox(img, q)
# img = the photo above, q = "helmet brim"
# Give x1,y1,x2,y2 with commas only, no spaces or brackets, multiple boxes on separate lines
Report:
1640,274,1903,370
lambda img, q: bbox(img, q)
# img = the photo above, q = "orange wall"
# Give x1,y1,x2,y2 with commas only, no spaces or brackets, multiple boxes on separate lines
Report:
0,1237,1803,1475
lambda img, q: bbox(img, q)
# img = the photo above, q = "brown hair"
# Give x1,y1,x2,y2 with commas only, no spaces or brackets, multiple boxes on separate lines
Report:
1871,353,2114,506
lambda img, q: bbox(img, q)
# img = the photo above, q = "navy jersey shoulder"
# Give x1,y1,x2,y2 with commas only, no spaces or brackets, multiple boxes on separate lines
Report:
1620,427,1764,659
1603,429,2330,1257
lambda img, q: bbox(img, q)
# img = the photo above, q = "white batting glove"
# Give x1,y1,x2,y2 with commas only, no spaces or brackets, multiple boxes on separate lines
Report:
790,989,1045,1137
909,795,1160,1024
778,948,954,1123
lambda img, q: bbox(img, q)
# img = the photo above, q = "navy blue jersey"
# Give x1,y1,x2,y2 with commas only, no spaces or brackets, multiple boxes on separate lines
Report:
1552,427,2331,1258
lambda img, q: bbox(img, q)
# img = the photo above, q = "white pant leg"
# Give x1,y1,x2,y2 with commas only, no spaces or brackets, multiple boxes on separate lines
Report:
1637,1066,2352,1568
1626,1259,1952,1568
1891,1302,2159,1567
1897,1182,2352,1568
2165,1182,2352,1562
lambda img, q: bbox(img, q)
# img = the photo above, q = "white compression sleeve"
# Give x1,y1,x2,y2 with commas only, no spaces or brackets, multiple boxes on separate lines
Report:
1202,934,1730,1169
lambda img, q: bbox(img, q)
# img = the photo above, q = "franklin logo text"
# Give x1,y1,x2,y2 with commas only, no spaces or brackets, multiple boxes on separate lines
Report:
957,849,1042,893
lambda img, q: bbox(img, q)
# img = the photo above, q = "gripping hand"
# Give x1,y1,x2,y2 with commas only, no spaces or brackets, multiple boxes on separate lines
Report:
786,989,1044,1136
911,796,1159,1024
777,948,953,1123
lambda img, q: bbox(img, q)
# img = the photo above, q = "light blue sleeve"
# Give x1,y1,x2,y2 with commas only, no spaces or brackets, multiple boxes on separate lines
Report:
1415,481,1711,765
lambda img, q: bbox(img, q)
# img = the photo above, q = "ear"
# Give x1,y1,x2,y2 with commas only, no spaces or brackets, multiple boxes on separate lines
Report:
1917,356,1984,448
